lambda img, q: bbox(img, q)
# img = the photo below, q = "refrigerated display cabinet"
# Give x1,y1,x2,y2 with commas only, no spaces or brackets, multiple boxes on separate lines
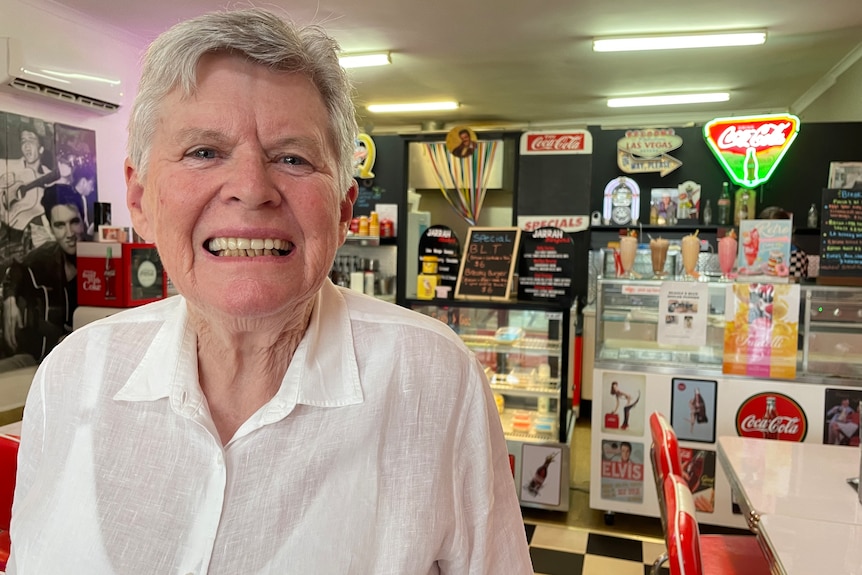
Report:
407,298,577,511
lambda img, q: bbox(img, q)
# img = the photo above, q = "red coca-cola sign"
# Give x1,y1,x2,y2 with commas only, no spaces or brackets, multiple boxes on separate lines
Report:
735,392,807,442
520,130,593,155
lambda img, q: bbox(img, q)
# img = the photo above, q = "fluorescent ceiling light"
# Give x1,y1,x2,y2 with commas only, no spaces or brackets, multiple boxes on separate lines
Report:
339,52,391,69
593,31,766,52
608,92,730,108
367,101,460,113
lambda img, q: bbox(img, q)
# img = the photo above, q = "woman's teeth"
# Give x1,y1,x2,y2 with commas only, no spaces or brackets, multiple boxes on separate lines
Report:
207,237,292,257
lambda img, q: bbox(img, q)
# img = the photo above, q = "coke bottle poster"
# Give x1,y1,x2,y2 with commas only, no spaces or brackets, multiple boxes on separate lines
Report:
600,440,644,503
736,219,792,279
823,388,862,446
670,378,717,443
519,444,562,507
723,283,800,379
601,372,645,435
679,448,716,513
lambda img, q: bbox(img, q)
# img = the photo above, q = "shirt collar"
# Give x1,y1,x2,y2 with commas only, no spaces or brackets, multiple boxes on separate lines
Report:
113,281,364,412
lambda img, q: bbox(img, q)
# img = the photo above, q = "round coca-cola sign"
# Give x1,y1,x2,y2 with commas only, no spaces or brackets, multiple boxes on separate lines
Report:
735,392,807,441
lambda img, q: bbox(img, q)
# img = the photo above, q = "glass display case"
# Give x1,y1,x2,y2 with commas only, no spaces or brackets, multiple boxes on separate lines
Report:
590,277,862,530
804,285,862,379
408,299,575,442
407,298,576,511
595,278,728,373
596,278,862,383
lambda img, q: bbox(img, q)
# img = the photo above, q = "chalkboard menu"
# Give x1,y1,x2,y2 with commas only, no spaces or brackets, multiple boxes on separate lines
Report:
517,227,575,303
455,227,521,300
418,226,461,294
819,188,862,279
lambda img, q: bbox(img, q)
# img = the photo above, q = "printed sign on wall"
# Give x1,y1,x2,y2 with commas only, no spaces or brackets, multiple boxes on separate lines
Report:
600,439,644,503
601,372,645,435
724,283,800,379
0,111,98,368
735,392,808,442
617,128,683,176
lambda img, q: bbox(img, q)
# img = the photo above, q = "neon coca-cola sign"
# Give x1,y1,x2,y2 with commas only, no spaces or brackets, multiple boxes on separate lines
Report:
703,114,800,189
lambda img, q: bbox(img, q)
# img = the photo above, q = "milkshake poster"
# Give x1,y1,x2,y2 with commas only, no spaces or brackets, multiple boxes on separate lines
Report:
737,219,792,279
723,283,800,378
657,281,708,346
600,439,644,503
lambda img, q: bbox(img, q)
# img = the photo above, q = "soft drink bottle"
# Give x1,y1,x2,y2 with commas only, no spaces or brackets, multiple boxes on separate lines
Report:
526,453,557,496
764,396,779,440
717,182,731,225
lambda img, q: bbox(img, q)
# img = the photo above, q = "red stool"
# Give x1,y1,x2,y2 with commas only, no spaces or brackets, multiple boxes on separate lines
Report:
0,433,21,570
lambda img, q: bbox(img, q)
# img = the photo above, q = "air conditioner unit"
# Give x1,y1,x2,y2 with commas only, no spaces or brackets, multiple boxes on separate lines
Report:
0,37,122,113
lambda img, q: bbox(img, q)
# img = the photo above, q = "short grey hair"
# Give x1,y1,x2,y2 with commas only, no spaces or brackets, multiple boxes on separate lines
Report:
127,8,358,195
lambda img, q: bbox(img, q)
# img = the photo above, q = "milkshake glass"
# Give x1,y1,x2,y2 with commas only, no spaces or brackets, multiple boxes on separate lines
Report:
650,237,669,278
681,234,700,280
619,236,638,278
718,235,737,280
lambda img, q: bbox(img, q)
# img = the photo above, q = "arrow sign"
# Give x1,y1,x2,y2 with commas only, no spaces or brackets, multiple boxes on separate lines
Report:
617,149,682,177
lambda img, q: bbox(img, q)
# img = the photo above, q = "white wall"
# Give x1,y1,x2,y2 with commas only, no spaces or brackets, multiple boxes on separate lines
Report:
800,55,862,122
0,0,145,228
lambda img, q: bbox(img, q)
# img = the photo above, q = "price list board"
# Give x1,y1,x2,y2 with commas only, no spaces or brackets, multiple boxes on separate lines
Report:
455,227,521,300
819,188,862,283
516,227,575,303
418,225,461,291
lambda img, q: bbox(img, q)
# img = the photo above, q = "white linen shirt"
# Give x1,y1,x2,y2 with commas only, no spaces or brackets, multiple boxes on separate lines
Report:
8,280,533,574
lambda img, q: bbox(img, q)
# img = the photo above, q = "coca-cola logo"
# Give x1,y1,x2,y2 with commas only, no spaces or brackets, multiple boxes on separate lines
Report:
716,123,791,151
520,130,592,155
735,392,807,442
705,115,799,155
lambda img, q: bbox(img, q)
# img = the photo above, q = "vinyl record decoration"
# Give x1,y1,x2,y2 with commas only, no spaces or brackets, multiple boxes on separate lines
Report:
517,227,575,303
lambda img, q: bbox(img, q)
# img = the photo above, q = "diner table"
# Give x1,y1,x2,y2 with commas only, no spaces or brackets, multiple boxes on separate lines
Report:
718,436,862,575
717,435,862,526
757,514,862,575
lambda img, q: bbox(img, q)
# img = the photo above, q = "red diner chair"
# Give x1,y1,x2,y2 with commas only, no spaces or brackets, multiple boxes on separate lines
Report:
649,411,682,532
0,433,20,570
649,411,683,573
662,474,771,575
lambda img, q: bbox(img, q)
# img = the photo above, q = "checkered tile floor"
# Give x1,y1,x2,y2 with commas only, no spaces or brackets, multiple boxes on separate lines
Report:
525,523,670,575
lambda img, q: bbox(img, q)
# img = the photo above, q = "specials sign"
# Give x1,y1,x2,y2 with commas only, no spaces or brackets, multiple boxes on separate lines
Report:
517,215,589,233
520,130,593,155
704,114,800,189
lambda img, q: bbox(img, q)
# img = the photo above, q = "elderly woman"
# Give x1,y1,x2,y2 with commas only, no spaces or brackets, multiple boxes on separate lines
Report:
8,9,532,574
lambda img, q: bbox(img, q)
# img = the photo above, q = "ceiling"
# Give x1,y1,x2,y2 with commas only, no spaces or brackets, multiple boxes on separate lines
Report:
46,0,862,133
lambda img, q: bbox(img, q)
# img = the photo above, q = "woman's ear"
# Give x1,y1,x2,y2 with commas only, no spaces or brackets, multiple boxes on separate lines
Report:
125,158,153,243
